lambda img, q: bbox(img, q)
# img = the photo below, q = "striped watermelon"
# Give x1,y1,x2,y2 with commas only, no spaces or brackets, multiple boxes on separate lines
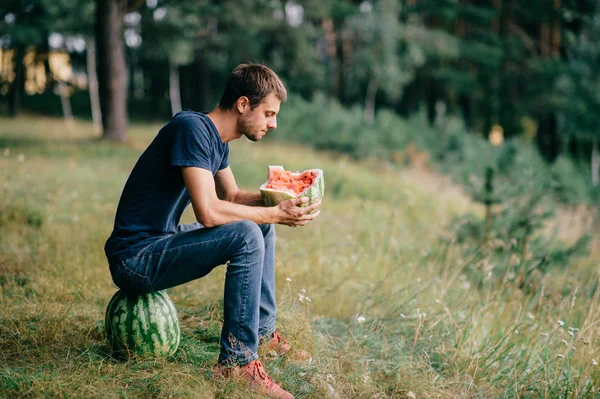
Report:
260,165,324,207
105,290,180,358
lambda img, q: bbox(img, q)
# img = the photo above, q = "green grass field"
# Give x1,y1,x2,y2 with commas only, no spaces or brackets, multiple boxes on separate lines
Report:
1,116,599,398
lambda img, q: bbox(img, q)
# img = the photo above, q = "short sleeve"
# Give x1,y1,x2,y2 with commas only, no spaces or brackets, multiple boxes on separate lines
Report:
219,144,230,170
170,117,213,170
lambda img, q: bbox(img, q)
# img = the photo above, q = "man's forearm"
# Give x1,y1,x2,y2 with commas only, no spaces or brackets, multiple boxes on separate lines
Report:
197,199,274,227
232,190,265,206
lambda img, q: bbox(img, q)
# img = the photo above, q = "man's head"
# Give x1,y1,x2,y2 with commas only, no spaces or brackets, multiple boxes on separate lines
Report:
219,64,287,142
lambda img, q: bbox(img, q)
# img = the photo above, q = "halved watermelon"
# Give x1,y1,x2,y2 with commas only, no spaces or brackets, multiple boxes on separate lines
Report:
260,165,324,207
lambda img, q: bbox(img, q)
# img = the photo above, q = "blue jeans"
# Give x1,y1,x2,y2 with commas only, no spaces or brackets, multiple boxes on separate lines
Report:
108,220,277,366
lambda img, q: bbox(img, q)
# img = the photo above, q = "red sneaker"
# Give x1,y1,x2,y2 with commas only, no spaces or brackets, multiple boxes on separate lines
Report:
266,331,292,355
214,359,294,399
265,331,311,360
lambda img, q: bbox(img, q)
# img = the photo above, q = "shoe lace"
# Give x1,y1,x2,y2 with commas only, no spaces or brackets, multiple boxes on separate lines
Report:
249,361,273,387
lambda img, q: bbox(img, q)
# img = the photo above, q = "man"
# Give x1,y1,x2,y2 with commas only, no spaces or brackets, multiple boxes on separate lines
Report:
104,64,321,399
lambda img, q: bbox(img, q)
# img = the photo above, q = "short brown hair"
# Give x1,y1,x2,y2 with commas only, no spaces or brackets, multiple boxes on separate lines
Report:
219,64,287,110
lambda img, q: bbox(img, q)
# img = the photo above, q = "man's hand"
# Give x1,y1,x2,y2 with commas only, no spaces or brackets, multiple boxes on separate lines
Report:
275,197,322,227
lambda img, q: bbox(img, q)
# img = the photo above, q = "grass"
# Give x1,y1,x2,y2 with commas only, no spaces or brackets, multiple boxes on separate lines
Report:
0,115,599,398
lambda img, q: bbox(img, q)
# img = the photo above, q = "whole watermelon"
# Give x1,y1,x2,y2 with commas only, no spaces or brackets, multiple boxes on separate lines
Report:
105,290,180,358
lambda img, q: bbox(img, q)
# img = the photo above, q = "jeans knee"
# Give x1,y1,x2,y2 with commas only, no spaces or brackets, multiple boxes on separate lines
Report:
259,223,276,244
236,220,265,256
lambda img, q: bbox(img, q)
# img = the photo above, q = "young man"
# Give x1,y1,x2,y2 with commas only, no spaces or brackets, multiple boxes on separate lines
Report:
104,64,320,399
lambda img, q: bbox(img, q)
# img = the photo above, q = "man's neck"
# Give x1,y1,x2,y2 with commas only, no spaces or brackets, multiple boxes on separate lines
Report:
206,107,242,143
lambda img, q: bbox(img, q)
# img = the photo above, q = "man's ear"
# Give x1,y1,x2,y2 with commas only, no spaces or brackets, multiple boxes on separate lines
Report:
236,96,250,114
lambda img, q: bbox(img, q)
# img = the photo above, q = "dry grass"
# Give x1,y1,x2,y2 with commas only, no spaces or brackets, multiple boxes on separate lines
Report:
1,115,599,398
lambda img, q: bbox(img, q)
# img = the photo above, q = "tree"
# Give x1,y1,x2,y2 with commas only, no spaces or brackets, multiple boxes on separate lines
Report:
138,1,208,116
95,0,144,142
0,0,47,117
346,0,424,124
44,0,97,127
558,4,600,186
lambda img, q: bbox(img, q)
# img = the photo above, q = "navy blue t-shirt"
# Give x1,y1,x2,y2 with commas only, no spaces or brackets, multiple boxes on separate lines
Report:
104,111,229,264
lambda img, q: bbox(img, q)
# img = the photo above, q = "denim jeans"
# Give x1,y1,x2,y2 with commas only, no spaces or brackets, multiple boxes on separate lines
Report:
108,220,277,366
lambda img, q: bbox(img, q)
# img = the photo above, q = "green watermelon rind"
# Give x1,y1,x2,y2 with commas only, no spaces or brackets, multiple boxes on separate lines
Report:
105,290,180,358
259,166,324,207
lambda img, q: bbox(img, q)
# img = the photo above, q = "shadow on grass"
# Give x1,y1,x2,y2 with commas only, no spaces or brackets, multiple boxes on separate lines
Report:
0,135,96,149
0,135,139,160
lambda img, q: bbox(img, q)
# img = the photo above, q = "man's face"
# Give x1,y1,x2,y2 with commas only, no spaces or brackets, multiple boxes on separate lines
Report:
237,93,281,142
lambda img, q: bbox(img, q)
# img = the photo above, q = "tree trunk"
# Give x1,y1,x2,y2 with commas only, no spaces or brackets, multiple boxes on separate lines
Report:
96,0,128,142
8,44,25,117
169,60,182,116
58,81,74,122
551,0,561,58
536,114,559,162
86,39,102,134
592,137,599,187
364,76,377,124
459,93,473,130
426,79,436,126
339,28,353,106
322,18,338,100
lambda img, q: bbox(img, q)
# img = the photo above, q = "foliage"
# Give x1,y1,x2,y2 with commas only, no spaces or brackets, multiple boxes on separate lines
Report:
272,93,598,207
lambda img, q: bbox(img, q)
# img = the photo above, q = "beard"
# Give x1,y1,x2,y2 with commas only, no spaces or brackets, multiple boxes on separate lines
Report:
237,112,263,142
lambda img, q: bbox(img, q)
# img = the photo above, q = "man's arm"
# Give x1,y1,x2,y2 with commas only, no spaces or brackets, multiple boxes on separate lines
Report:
214,167,264,206
184,166,320,228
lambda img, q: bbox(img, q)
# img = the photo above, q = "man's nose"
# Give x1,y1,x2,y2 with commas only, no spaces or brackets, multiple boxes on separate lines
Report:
267,118,277,129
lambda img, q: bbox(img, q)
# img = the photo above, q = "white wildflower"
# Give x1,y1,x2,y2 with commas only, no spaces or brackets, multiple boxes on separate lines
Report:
462,281,471,290
297,293,305,302
285,277,292,282
407,392,417,399
561,340,568,346
305,297,312,303
558,320,565,327
593,359,598,366
300,288,306,294
527,312,535,320
399,313,406,318
326,383,336,397
362,375,370,383
356,314,366,324
556,354,565,359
